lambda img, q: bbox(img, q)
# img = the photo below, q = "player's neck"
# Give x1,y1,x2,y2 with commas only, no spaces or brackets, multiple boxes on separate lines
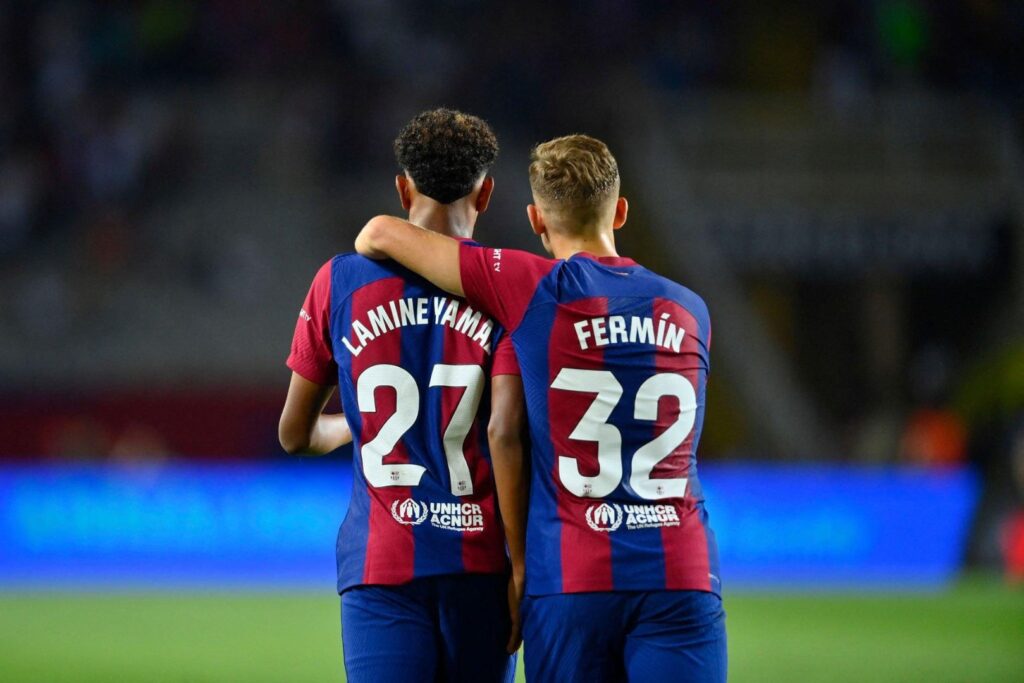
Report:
548,230,619,260
408,205,475,240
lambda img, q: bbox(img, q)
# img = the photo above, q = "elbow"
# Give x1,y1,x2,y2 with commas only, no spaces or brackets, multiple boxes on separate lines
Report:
356,216,390,254
278,422,311,456
367,215,391,235
487,420,520,453
279,435,308,456
364,217,385,244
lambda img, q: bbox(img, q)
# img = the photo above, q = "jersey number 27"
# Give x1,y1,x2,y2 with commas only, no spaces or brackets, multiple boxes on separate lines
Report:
357,363,484,496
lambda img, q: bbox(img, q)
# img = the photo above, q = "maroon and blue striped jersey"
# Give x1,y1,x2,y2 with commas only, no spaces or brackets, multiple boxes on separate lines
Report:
459,243,721,596
288,252,518,593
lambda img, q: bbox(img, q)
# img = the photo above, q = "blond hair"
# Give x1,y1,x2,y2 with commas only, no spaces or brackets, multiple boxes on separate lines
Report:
528,134,620,230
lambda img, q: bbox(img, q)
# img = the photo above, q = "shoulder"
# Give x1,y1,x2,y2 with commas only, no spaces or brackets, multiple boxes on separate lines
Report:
462,241,553,266
324,252,424,303
664,277,709,318
639,267,711,330
459,243,559,325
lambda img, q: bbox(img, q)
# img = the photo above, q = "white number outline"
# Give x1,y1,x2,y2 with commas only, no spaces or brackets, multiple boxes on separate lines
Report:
357,364,425,488
551,368,695,500
630,373,695,499
429,364,485,496
356,363,483,496
550,369,623,498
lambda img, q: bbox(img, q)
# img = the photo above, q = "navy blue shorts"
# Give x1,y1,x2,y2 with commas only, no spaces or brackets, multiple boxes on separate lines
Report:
340,573,516,683
521,590,727,683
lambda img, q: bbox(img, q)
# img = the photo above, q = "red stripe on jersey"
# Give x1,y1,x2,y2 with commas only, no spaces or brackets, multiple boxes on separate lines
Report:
441,305,506,573
355,277,416,586
652,297,711,591
550,297,614,592
286,260,338,385
491,335,520,377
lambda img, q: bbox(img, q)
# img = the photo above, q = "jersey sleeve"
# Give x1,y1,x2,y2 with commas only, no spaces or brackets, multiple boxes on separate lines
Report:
286,260,338,385
490,335,520,377
459,242,555,331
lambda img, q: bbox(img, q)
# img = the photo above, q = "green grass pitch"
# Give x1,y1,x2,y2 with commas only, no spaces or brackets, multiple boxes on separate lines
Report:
1,579,1021,682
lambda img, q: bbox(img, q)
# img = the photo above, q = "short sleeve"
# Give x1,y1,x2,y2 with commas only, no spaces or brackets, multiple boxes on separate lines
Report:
286,260,338,385
490,335,520,377
459,242,555,331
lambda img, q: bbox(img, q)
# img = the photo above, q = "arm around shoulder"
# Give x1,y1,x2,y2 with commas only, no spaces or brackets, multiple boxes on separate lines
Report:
353,216,396,260
355,215,464,296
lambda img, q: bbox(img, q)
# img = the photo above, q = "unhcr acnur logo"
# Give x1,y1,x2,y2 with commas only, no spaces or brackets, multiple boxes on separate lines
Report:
390,499,429,525
585,502,623,532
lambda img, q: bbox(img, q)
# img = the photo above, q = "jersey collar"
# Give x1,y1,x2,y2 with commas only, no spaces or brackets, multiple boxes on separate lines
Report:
571,251,638,268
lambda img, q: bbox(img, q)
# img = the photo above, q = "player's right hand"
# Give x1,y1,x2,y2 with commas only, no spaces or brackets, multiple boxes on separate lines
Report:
506,572,524,654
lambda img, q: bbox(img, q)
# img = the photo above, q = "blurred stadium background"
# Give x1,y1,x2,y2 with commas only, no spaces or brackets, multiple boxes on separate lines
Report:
1,1,1022,681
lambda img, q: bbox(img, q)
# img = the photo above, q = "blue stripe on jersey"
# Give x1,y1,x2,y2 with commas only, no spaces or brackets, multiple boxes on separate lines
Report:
408,278,463,577
687,361,708,502
606,296,667,590
330,256,378,593
672,280,710,505
514,297,562,596
702,505,722,592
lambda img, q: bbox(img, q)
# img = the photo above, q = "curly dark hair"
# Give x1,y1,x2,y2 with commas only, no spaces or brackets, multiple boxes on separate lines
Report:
393,108,499,204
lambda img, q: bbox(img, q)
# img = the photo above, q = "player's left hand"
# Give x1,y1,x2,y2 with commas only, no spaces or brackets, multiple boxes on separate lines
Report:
506,573,524,654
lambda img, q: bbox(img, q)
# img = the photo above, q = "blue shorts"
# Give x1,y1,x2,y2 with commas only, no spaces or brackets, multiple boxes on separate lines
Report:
521,590,727,683
340,573,516,683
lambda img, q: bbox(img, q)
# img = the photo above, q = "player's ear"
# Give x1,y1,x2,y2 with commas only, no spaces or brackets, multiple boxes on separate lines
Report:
612,197,628,230
476,176,495,214
395,175,413,212
527,204,546,237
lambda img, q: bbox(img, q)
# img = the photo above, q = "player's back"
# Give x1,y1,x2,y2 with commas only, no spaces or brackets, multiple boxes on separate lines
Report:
521,254,718,595
289,253,510,593
458,245,720,597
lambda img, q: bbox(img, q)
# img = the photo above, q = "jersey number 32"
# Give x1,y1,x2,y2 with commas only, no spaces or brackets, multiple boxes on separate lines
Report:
551,368,696,500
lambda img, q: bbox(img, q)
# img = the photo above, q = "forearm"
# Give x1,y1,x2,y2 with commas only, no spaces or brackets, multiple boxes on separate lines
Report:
279,373,351,455
355,216,465,296
302,413,352,455
489,375,528,577
491,434,528,578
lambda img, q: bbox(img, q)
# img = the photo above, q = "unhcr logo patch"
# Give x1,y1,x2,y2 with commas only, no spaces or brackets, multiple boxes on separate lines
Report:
427,502,485,532
585,502,683,531
390,499,486,532
622,504,680,530
391,499,429,526
585,503,623,532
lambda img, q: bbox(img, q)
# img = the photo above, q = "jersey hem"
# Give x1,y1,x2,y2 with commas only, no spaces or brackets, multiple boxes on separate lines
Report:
337,566,510,594
524,583,720,598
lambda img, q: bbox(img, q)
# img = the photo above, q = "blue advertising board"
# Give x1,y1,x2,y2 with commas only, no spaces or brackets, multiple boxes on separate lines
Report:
702,464,978,588
0,461,977,590
0,462,351,587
